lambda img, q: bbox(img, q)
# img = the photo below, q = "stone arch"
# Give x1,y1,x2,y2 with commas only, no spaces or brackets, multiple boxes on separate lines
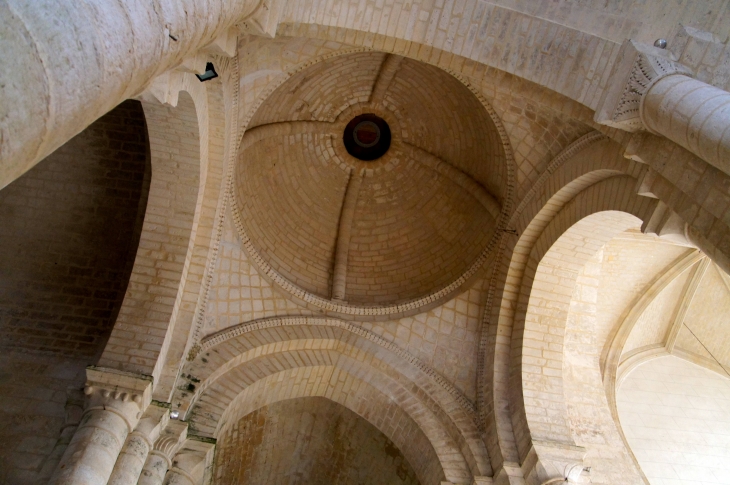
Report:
275,14,617,116
479,136,641,474
509,178,656,478
98,71,233,402
178,317,492,484
215,368,445,485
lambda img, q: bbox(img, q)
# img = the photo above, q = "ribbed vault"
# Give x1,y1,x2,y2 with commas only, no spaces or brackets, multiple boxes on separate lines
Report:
233,51,507,309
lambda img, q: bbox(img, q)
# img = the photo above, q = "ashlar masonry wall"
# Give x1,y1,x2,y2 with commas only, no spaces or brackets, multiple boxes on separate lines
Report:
0,100,150,484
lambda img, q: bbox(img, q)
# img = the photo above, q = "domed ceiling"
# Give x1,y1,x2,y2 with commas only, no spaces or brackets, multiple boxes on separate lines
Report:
234,51,508,310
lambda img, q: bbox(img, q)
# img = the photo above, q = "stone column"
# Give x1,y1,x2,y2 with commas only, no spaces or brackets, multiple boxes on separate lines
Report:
642,75,730,173
162,438,216,485
108,404,170,485
49,367,152,485
595,39,730,176
138,421,188,485
0,0,286,189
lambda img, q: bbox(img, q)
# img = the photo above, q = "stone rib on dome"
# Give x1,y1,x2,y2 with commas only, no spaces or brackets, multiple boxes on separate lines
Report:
235,52,506,308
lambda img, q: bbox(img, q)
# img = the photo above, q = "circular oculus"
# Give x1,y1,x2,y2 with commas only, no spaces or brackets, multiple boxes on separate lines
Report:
343,114,391,161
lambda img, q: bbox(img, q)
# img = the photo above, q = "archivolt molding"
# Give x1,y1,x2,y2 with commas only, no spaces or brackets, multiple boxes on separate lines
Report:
507,180,655,459
185,316,477,421
179,317,493,481
147,59,245,402
476,135,630,470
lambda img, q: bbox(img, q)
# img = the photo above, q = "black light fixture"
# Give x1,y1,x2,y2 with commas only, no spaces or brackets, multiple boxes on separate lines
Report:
196,62,218,82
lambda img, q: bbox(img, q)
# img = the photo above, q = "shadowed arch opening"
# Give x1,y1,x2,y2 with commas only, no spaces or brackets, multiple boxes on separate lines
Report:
214,396,423,484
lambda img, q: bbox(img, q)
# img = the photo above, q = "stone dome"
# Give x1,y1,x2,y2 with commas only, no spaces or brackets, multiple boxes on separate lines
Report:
234,52,508,310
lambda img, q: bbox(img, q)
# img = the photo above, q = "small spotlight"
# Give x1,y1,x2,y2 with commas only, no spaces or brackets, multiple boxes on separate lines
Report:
196,62,218,82
170,410,180,419
654,38,668,49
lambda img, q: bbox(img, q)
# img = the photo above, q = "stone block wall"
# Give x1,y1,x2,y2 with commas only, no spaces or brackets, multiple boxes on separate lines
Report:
0,100,150,484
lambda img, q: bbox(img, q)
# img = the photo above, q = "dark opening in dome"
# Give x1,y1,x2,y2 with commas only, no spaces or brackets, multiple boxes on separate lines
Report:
343,114,391,161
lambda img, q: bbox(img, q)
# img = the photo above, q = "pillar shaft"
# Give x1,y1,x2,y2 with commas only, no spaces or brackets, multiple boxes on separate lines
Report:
0,0,260,189
108,432,152,485
138,452,171,485
49,408,130,485
642,74,730,174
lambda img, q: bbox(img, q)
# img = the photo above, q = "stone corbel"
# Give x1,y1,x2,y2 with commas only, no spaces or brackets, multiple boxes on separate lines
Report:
524,440,590,484
84,366,153,429
594,40,693,132
136,70,187,107
492,462,524,485
641,200,698,248
167,436,216,485
237,0,285,38
201,27,238,57
134,403,171,447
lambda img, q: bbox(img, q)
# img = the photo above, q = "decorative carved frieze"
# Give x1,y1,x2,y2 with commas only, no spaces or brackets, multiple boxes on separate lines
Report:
595,40,693,132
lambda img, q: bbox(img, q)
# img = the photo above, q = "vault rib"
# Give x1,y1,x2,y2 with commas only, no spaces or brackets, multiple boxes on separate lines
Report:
369,54,403,105
240,120,336,151
404,142,501,219
331,168,363,301
665,255,711,352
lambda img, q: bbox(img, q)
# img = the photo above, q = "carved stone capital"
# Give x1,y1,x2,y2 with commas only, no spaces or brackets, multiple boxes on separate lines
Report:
84,367,153,431
595,39,693,132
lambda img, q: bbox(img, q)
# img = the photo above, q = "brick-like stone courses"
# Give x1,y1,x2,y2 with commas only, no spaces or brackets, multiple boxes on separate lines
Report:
214,397,421,485
385,57,507,200
278,2,621,112
237,133,348,297
361,280,486,402
0,100,149,357
204,212,314,335
563,230,692,483
518,213,640,446
628,134,730,275
345,148,494,303
236,51,504,304
214,370,444,485
248,51,382,126
99,93,201,375
179,320,489,483
279,1,730,114
507,183,656,462
0,100,149,485
478,138,642,467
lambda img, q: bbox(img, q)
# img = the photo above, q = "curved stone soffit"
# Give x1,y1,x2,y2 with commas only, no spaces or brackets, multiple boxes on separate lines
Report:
223,48,516,318
188,316,477,421
476,130,607,427
189,54,241,346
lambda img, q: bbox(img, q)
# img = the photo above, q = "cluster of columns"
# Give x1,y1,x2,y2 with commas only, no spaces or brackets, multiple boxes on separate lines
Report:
48,368,214,485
